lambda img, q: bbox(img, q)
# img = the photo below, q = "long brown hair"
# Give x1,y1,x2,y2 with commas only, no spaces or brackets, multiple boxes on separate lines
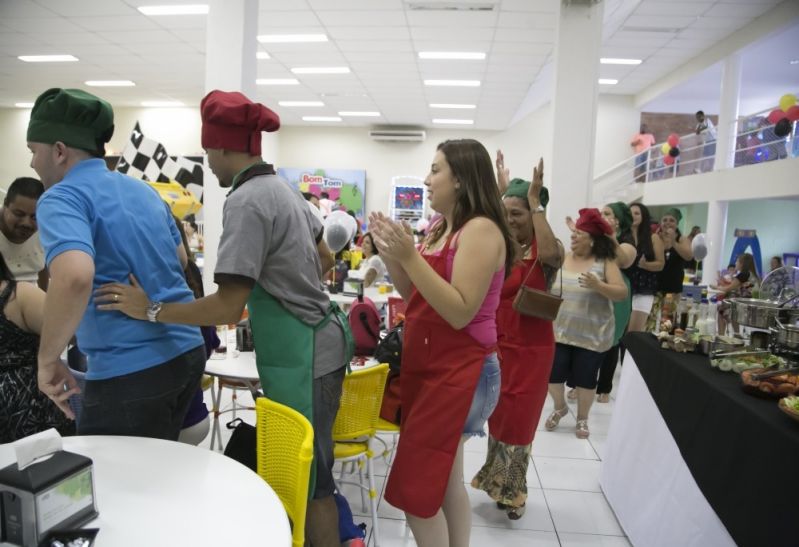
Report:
427,139,516,275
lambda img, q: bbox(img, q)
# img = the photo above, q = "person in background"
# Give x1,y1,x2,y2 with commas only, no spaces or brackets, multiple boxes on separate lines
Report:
0,177,48,289
27,87,205,438
346,210,363,246
0,251,74,442
630,124,656,183
765,255,792,300
648,208,693,330
319,191,335,218
359,232,386,288
369,139,514,546
713,253,760,335
471,154,562,520
98,90,349,547
303,191,320,209
685,225,702,272
624,203,664,332
695,111,717,173
172,215,218,446
545,209,627,439
182,215,203,252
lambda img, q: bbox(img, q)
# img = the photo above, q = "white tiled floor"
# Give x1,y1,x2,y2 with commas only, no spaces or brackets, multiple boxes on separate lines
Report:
197,368,629,546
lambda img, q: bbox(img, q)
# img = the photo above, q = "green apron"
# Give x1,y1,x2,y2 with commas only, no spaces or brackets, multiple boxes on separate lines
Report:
247,276,354,497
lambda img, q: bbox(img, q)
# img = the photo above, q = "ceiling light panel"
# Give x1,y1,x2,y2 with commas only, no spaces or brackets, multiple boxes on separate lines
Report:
18,55,78,62
137,5,209,15
256,51,271,59
598,79,618,85
429,103,476,109
600,58,642,65
432,118,474,125
15,102,34,108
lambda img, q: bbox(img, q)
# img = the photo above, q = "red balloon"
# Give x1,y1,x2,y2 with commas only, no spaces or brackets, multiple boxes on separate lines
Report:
786,105,799,123
667,133,680,147
664,155,675,166
767,109,786,125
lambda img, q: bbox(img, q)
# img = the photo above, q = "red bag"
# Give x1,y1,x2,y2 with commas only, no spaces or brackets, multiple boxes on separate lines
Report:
379,371,402,425
348,294,381,356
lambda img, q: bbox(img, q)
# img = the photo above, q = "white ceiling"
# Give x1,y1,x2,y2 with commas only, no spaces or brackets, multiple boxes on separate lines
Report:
0,0,788,130
641,20,799,115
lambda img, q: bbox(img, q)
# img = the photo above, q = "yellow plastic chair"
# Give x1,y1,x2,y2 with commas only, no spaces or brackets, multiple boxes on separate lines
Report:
256,397,314,547
333,363,389,547
375,418,400,464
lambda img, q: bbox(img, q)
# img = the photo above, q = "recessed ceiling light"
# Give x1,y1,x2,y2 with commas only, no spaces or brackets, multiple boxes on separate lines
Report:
256,51,271,60
432,118,474,125
256,78,299,85
15,102,34,108
424,79,480,87
137,4,209,15
303,116,342,122
258,34,328,43
419,51,486,60
85,80,136,87
600,58,642,65
141,100,184,107
278,101,325,107
338,111,380,117
18,55,78,63
430,103,476,109
291,67,350,75
598,78,618,85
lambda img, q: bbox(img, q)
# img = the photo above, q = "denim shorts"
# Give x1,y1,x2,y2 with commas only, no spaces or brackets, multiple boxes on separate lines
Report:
312,366,346,499
463,353,501,437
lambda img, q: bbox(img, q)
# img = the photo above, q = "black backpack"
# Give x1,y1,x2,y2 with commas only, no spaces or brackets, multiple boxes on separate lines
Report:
374,321,403,373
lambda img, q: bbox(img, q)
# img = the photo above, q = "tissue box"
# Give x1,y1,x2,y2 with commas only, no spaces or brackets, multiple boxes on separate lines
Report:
0,451,98,546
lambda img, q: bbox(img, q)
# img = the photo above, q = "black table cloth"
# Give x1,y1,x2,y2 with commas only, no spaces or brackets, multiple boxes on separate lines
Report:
623,332,799,547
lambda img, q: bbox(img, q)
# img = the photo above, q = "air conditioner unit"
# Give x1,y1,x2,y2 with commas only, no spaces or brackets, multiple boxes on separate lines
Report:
369,129,427,142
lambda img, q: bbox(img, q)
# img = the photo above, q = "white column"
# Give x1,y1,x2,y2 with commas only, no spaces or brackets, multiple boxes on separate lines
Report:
201,0,258,295
702,200,729,286
713,53,742,171
547,0,604,243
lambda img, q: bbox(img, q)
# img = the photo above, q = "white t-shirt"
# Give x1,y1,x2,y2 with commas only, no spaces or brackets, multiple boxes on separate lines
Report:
362,255,386,282
0,230,44,282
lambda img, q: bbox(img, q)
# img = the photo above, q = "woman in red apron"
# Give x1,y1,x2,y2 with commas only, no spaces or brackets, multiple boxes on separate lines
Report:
471,157,563,520
369,139,515,546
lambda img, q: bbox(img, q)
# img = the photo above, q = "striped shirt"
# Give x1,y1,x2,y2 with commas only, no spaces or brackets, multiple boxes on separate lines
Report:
554,260,615,353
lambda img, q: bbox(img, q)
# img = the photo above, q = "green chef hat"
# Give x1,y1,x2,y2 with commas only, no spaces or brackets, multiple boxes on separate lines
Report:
27,88,114,155
502,178,549,208
607,201,633,233
663,207,683,223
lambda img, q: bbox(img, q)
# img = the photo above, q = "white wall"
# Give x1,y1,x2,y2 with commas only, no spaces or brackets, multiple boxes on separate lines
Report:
593,95,642,176
0,108,38,187
722,199,799,274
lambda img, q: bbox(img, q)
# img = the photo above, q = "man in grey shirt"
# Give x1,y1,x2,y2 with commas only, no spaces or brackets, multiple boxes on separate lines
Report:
97,90,351,547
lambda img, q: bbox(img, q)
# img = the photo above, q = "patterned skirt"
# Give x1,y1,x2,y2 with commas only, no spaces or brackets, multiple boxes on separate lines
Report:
470,434,532,508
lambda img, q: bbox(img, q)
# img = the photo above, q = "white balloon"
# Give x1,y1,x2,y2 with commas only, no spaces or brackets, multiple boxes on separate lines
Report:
691,233,707,261
324,210,357,252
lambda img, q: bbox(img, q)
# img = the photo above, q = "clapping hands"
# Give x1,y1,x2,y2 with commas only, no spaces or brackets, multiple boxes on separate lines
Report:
368,211,416,263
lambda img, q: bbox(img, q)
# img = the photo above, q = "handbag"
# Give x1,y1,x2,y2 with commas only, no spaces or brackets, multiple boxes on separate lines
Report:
223,417,257,472
512,255,563,321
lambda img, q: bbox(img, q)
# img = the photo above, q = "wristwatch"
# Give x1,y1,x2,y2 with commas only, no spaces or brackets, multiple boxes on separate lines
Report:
532,204,546,214
146,301,163,322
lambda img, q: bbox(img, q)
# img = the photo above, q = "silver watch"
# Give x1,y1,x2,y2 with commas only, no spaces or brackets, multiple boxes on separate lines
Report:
146,301,163,322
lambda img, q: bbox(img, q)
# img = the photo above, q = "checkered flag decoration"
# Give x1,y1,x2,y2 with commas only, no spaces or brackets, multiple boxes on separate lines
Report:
116,122,204,199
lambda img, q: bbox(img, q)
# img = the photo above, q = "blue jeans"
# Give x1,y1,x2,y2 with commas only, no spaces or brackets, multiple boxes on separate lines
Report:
78,346,206,440
463,353,501,437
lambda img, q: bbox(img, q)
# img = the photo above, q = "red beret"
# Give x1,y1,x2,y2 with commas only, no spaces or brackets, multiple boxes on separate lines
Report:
200,90,280,156
576,208,613,237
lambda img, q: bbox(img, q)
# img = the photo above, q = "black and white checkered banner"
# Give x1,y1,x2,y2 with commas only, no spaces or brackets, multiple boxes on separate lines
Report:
116,122,204,200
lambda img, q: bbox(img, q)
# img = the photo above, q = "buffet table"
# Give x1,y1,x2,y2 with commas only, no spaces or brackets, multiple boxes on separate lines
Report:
601,333,799,547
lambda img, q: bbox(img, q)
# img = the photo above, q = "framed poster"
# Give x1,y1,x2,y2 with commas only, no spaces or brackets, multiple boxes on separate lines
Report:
277,167,366,217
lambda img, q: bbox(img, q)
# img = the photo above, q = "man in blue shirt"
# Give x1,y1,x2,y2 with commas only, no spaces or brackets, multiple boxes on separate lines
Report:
26,87,205,440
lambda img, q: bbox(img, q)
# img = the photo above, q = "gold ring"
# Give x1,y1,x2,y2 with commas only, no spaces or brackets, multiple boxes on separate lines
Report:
114,294,119,302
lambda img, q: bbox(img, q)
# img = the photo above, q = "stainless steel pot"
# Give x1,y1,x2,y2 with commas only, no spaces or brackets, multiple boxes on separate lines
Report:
772,318,799,349
730,298,781,329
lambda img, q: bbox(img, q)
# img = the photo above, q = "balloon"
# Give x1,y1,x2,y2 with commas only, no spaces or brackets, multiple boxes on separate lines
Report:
324,210,357,252
774,118,792,138
660,142,671,155
779,93,797,112
786,105,799,123
668,146,680,158
663,155,675,166
667,133,680,147
691,234,707,261
767,109,786,125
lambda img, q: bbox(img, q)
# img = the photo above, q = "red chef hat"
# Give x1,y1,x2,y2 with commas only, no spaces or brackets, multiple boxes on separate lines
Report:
200,90,280,156
576,208,613,236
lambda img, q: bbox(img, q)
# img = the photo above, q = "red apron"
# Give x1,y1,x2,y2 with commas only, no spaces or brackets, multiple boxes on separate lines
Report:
488,244,555,446
384,233,491,518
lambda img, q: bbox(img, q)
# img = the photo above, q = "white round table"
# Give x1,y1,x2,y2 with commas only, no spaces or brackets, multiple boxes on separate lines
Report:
326,287,398,307
205,351,260,451
0,435,291,547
